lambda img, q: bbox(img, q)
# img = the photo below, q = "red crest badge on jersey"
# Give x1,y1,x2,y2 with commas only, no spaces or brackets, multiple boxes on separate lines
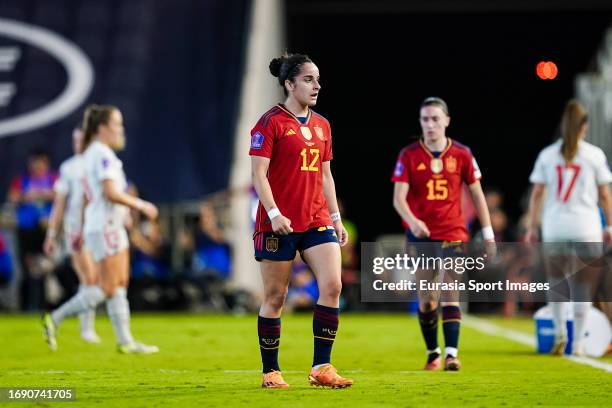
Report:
314,126,324,141
445,156,457,173
300,127,312,140
265,236,279,252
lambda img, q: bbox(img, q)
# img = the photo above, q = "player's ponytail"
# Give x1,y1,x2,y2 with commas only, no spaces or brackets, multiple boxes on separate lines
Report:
269,52,312,96
560,100,588,163
82,104,116,150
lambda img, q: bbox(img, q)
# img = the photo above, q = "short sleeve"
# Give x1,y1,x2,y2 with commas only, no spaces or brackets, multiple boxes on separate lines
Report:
322,121,333,162
391,149,410,183
462,151,482,185
249,119,276,158
94,147,122,183
595,150,612,185
529,151,547,184
54,164,69,195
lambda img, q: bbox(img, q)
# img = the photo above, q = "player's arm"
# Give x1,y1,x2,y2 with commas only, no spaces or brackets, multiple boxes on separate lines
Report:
250,156,292,235
598,183,612,243
392,182,430,238
525,183,546,242
467,181,494,241
102,180,158,220
322,161,348,246
43,192,67,256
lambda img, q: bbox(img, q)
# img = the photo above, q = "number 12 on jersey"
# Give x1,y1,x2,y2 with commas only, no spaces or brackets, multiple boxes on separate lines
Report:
300,148,319,172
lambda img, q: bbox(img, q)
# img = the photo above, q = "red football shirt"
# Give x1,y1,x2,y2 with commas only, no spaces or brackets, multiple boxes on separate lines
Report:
391,138,482,242
249,104,333,233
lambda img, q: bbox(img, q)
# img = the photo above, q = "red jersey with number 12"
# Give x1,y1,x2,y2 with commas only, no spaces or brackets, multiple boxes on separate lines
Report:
249,104,333,233
391,139,482,242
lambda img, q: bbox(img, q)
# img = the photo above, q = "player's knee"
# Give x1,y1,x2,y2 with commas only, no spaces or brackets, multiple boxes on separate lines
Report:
320,280,342,300
420,300,438,312
100,282,117,298
83,274,98,286
264,288,288,311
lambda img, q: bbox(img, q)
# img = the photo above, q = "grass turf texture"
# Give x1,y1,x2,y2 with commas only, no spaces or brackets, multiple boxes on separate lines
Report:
0,313,609,407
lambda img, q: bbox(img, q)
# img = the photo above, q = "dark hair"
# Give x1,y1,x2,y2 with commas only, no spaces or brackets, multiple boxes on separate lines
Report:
421,96,449,116
560,99,588,163
269,52,313,96
27,148,49,160
82,104,116,149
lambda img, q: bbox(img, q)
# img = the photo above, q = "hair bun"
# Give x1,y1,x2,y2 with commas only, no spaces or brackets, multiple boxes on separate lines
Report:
269,57,284,77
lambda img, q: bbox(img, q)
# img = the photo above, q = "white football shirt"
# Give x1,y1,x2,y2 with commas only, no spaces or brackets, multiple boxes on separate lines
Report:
530,139,612,241
53,154,85,234
82,141,128,234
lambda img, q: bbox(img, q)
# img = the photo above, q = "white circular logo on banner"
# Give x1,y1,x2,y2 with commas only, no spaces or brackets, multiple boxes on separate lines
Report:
0,17,94,138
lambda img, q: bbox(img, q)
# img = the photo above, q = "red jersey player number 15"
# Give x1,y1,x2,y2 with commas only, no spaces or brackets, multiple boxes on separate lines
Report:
391,138,481,242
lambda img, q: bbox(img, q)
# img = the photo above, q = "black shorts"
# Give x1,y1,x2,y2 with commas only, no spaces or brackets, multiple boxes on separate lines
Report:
254,226,338,262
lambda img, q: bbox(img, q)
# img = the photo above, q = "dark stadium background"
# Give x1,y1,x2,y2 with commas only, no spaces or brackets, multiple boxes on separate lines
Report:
286,0,612,241
0,0,611,243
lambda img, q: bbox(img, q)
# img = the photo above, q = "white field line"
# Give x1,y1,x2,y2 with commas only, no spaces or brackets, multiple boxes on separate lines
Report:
463,315,612,373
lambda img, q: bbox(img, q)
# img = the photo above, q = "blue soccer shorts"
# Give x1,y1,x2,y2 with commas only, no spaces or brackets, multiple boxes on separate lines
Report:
254,226,338,262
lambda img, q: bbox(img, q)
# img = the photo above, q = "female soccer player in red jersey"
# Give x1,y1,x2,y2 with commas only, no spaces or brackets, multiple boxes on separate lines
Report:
249,53,353,389
391,97,495,371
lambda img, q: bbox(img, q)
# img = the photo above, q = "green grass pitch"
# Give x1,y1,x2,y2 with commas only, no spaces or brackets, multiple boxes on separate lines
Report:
0,313,610,407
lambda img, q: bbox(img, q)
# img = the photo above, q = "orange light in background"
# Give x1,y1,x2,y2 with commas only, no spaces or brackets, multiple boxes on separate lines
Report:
536,61,558,80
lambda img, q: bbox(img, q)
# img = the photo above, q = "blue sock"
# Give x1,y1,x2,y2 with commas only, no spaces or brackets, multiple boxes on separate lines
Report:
312,304,339,366
418,308,439,359
258,316,281,373
442,306,461,356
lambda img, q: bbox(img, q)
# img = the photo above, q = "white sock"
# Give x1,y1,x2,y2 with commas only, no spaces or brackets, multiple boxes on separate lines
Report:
445,347,458,358
106,287,134,345
550,302,567,339
427,347,441,355
51,285,105,326
573,302,590,344
78,285,97,335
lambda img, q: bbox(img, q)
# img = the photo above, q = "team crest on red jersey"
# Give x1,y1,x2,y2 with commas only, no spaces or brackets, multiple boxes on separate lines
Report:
430,158,443,174
265,236,279,252
445,156,457,173
300,127,312,140
314,126,324,141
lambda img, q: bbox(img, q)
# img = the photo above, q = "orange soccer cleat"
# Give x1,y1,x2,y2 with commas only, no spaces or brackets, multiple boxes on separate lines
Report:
424,355,442,371
308,364,353,389
261,370,290,389
444,356,462,371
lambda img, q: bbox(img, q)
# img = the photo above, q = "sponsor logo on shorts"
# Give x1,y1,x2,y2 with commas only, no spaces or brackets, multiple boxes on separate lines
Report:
266,236,279,252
